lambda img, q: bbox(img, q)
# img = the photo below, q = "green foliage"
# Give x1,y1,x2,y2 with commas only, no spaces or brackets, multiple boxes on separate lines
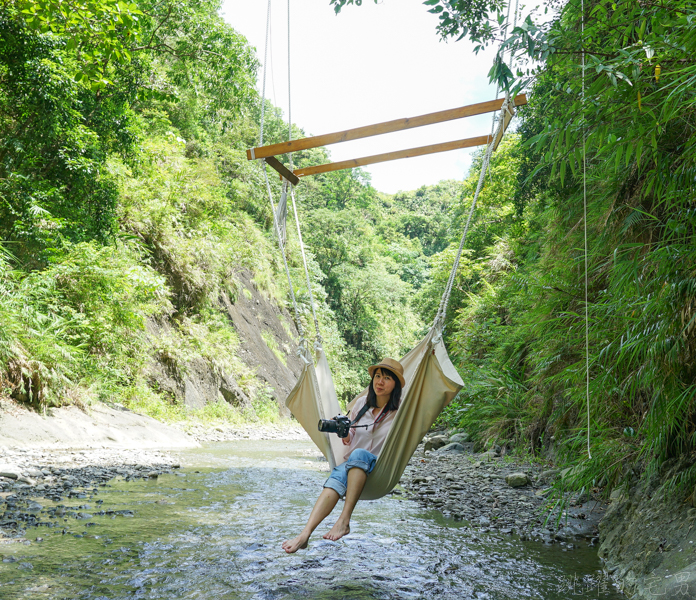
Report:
13,0,143,85
0,0,259,269
0,241,169,407
437,0,696,498
0,7,140,265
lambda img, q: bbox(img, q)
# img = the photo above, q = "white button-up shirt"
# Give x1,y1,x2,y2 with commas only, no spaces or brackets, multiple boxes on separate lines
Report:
342,395,397,463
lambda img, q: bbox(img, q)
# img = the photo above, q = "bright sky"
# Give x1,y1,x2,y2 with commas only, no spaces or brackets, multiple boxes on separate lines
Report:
220,0,517,194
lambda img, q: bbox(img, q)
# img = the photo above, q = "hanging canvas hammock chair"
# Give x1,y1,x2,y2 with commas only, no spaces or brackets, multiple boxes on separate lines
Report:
247,0,528,501
287,327,463,500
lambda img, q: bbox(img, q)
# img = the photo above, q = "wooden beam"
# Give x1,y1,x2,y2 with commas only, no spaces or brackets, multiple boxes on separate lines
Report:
247,94,527,161
292,135,492,178
264,156,300,186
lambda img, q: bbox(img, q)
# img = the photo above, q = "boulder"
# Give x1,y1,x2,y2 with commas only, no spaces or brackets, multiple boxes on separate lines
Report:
449,432,471,444
438,442,467,454
424,435,449,452
539,469,559,481
0,465,21,480
505,472,529,487
480,450,499,462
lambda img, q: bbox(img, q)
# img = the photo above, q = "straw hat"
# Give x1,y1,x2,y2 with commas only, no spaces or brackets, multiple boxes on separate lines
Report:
368,358,405,388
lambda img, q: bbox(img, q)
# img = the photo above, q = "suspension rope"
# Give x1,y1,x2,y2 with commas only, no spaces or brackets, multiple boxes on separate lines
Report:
263,167,305,340
581,0,592,459
257,0,309,356
259,0,272,146
290,187,321,339
434,1,520,331
433,105,506,332
287,0,293,171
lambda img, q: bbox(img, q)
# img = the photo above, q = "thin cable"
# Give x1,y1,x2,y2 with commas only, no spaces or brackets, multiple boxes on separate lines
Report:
259,0,272,145
434,97,509,330
581,0,591,459
269,16,277,108
287,0,293,171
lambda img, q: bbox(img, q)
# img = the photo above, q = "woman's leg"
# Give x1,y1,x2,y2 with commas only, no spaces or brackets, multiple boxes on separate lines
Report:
323,465,367,541
282,487,340,553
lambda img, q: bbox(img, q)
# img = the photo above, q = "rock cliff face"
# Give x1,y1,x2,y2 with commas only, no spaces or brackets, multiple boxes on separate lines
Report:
147,269,303,415
598,457,696,598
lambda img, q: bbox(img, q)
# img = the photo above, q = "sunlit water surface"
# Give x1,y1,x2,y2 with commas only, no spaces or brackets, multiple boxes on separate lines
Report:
0,440,624,599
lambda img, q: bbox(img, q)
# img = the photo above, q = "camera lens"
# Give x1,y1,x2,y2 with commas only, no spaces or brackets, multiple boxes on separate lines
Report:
318,419,338,433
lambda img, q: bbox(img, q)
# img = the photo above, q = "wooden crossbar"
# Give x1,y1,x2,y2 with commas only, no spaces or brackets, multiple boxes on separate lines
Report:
265,155,299,186
247,94,527,161
293,135,492,178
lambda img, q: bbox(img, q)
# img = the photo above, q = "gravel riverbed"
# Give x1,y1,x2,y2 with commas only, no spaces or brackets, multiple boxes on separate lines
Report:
399,432,607,549
0,446,181,543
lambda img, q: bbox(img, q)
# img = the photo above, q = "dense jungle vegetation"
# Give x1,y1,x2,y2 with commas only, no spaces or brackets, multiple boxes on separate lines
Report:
2,0,695,498
0,0,456,421
403,0,695,497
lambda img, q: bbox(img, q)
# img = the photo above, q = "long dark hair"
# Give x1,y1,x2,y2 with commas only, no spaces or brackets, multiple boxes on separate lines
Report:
366,367,402,412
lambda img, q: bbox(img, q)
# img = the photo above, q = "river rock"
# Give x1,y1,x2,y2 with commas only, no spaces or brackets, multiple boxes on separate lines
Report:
424,435,449,452
438,442,467,454
505,472,529,487
539,469,559,481
0,465,21,479
449,432,471,444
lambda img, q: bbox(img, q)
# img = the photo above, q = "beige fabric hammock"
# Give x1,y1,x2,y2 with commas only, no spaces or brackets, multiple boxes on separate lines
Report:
286,326,463,500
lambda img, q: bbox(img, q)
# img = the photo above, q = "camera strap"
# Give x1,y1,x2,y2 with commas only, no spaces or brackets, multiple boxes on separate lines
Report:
350,402,389,430
349,402,371,428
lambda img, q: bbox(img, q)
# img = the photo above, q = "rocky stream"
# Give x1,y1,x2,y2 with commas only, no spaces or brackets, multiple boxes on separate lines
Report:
0,429,627,600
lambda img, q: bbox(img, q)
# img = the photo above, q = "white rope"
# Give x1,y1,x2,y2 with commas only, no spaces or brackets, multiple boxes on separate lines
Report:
256,0,312,359
259,0,272,145
581,0,592,459
290,187,321,340
282,0,321,343
263,166,305,342
287,0,293,171
433,110,504,332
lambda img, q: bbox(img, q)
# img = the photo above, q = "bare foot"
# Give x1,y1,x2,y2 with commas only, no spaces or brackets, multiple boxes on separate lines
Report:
281,534,309,553
323,519,350,541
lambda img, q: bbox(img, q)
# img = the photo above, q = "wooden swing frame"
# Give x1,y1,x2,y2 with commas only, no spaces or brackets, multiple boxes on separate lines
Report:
246,94,527,185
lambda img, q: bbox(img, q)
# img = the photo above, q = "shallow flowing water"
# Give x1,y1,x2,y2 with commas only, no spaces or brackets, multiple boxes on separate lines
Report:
0,440,625,599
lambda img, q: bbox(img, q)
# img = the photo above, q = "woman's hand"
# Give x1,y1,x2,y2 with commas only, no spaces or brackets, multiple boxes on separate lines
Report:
342,430,353,445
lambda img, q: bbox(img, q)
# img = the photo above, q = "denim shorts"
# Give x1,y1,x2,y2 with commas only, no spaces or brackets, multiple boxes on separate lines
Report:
323,448,378,497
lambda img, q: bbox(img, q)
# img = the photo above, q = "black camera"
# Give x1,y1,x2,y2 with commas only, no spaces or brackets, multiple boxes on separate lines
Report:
318,415,352,438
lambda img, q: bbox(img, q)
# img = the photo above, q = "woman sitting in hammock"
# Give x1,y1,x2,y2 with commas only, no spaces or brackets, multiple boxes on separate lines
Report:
282,358,405,553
